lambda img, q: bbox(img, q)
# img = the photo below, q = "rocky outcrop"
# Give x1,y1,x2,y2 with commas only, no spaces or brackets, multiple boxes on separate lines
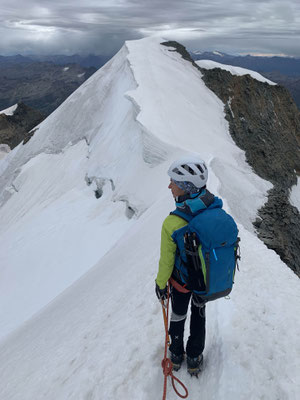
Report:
262,72,300,111
200,69,300,187
190,51,300,110
253,188,300,271
162,41,300,277
0,103,45,149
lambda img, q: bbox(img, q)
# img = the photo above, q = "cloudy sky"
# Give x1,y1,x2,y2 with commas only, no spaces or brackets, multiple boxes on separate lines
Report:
0,0,299,57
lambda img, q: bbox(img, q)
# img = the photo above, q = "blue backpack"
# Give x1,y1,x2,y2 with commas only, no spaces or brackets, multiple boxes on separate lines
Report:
171,206,240,302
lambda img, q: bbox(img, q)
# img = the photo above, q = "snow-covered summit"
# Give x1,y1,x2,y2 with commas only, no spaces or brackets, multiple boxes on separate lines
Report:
0,103,18,116
0,37,299,400
196,59,276,85
212,51,224,57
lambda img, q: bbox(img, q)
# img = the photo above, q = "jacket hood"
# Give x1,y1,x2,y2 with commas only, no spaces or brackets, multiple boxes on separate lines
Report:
175,189,222,216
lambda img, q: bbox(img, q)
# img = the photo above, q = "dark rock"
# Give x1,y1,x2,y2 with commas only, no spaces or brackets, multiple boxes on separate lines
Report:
253,218,262,228
0,102,45,149
262,72,300,111
256,187,300,276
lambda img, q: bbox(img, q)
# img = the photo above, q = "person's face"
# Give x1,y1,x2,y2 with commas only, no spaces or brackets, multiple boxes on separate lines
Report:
168,179,186,198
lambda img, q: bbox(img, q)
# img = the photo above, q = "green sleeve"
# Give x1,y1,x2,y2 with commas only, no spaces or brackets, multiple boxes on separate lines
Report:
155,215,188,289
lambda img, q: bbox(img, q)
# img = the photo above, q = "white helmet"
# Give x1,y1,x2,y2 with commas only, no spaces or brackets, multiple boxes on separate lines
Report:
168,156,208,188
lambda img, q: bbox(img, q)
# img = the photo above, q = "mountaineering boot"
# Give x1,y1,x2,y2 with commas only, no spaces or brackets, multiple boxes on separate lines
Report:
170,352,184,371
187,354,203,377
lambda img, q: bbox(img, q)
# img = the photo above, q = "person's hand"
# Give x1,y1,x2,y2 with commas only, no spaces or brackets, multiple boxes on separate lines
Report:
155,283,168,301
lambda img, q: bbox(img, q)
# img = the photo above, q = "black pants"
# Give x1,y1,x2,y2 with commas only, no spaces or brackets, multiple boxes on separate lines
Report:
169,286,206,358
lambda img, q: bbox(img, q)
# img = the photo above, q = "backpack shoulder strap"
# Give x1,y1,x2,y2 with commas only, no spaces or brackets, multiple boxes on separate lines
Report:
170,209,194,223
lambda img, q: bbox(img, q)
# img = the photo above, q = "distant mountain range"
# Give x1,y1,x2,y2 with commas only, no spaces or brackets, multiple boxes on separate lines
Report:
0,50,299,120
190,51,300,109
190,51,300,76
0,54,110,68
0,58,97,115
29,54,111,68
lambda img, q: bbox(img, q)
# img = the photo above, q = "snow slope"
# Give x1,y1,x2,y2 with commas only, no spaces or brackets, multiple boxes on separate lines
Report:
0,37,299,400
0,103,18,116
196,60,276,85
290,177,300,212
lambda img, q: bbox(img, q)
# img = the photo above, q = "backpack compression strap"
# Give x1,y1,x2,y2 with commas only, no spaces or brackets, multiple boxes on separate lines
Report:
170,209,194,290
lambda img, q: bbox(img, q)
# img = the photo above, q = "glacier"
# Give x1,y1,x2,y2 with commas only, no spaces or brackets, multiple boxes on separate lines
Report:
0,37,299,400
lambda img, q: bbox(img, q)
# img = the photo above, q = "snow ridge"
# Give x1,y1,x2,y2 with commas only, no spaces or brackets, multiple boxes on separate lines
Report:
0,37,299,400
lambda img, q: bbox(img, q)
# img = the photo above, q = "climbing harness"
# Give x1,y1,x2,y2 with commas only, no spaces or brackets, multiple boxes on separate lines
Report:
160,285,189,400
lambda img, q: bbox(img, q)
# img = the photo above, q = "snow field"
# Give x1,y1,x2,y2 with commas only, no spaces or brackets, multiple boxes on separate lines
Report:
196,60,276,85
0,42,173,340
290,177,300,212
125,38,272,230
0,103,18,116
0,197,299,400
0,140,135,339
0,37,299,399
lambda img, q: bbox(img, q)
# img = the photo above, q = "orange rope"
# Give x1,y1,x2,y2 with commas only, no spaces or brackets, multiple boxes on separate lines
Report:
161,285,189,400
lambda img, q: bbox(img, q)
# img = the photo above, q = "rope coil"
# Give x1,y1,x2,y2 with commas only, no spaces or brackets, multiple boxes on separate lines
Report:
161,285,188,400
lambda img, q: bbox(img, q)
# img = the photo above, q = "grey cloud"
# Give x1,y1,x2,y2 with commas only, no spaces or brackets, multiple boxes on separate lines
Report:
0,0,299,56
